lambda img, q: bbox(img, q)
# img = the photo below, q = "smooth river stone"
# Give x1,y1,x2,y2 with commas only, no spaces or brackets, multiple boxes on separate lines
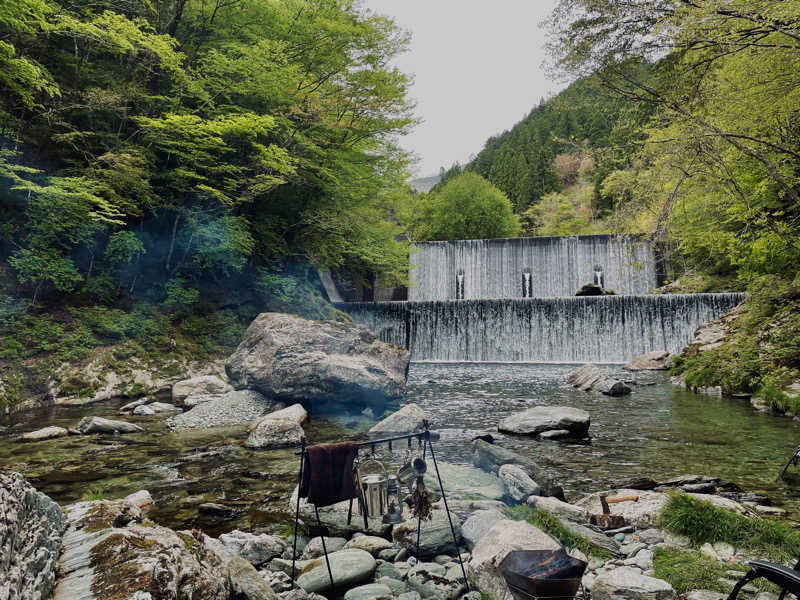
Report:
296,549,376,593
77,416,144,434
22,426,69,442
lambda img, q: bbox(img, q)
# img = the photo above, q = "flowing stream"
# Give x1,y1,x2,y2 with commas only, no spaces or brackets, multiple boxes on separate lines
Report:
1,363,798,535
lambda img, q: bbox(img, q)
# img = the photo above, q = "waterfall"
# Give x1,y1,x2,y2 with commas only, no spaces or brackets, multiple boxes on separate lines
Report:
409,235,657,300
341,293,744,363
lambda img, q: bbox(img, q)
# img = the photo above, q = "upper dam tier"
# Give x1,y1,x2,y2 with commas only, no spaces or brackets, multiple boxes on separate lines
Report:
408,235,659,301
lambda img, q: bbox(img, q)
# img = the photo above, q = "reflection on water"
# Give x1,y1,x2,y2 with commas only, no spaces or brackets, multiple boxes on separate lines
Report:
1,362,798,534
407,363,800,513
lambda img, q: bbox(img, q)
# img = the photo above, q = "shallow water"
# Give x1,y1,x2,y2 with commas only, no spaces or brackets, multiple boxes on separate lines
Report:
1,363,798,534
407,363,800,512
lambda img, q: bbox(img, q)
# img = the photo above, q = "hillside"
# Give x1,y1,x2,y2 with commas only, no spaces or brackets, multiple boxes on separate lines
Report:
436,73,648,216
409,174,441,193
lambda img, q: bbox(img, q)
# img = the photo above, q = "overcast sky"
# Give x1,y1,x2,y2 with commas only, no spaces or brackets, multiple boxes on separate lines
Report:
363,0,564,177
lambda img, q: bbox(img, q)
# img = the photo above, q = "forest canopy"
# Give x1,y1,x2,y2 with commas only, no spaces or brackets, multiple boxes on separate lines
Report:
0,0,416,309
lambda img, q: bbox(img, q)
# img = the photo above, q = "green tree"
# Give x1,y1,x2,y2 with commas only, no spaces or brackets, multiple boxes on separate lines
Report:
407,173,520,241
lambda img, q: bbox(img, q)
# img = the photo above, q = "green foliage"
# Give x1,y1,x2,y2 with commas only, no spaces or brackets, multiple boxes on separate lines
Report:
507,505,612,559
660,493,800,561
404,173,520,241
671,275,800,404
163,279,200,309
546,0,800,287
0,0,415,321
83,487,106,501
652,548,757,595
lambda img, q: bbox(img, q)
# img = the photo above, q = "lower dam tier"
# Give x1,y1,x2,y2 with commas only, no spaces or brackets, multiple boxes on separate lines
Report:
338,293,744,363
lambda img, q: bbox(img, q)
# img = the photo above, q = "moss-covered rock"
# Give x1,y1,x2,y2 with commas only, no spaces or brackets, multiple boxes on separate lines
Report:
54,498,230,600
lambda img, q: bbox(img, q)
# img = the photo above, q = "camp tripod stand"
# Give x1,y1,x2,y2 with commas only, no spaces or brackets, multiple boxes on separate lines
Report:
289,421,469,592
780,444,800,478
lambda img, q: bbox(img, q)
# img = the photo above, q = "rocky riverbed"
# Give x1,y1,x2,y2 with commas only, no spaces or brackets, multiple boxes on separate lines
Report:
3,312,800,599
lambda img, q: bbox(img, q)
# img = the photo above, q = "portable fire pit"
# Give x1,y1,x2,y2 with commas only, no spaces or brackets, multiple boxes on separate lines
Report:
499,549,587,600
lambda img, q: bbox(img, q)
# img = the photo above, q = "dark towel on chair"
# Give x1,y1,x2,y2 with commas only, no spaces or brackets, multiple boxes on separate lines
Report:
299,442,359,507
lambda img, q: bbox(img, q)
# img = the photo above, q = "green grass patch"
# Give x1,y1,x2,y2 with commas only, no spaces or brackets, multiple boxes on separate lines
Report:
660,493,800,561
507,505,613,559
652,547,780,595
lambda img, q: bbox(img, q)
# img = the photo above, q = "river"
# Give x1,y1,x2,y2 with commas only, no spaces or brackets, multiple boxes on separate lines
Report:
2,363,798,535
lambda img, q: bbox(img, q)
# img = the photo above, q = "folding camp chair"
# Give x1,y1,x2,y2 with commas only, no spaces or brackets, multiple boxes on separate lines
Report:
728,559,800,600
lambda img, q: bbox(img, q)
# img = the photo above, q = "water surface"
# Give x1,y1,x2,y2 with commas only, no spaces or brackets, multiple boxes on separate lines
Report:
1,363,798,534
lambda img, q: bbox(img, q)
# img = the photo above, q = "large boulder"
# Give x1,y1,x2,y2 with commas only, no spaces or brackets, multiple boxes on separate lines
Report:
422,462,506,501
245,403,308,449
568,364,631,396
54,498,229,600
471,440,564,499
296,548,377,593
392,509,463,557
225,313,410,406
498,406,590,437
467,519,560,600
166,390,283,431
624,351,672,371
0,472,66,600
526,495,586,522
172,375,232,404
592,566,675,600
368,403,426,434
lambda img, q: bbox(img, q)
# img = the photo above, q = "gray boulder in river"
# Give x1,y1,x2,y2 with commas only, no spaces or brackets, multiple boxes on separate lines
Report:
77,416,145,434
244,403,307,449
568,364,631,396
0,472,66,600
226,312,410,406
624,350,672,371
498,406,590,436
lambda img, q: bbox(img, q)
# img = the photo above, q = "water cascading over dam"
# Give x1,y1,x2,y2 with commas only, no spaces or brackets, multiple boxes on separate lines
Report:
342,294,744,363
409,235,657,300
334,235,743,363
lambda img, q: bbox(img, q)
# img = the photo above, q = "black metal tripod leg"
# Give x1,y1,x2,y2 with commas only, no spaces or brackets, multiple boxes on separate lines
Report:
315,505,335,588
727,571,759,600
291,439,306,589
427,436,470,591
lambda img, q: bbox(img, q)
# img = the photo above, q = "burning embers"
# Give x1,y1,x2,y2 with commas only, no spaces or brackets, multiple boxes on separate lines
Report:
499,549,587,600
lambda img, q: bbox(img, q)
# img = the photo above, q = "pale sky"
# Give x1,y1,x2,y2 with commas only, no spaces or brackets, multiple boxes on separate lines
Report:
363,0,564,177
